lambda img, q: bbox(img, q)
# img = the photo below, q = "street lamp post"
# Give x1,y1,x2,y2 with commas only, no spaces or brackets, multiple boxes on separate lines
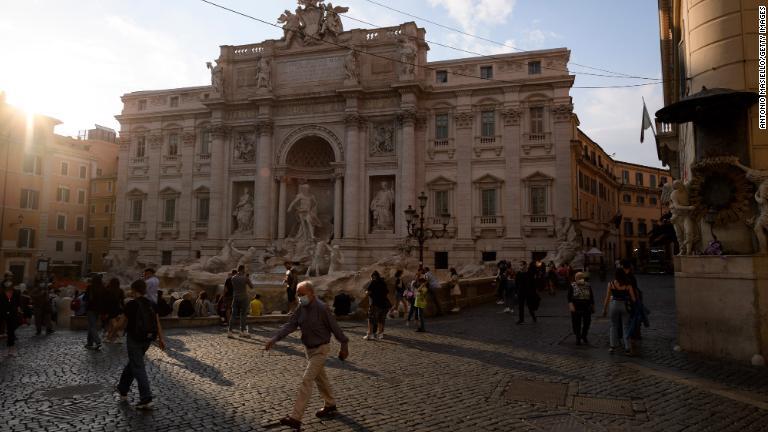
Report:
404,191,451,266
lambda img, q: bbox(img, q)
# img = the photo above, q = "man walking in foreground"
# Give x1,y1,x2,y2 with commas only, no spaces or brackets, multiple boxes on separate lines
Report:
117,279,165,410
228,264,254,338
265,281,349,430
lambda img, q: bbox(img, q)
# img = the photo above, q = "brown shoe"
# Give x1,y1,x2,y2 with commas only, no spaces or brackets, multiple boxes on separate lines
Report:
279,416,302,430
315,405,337,419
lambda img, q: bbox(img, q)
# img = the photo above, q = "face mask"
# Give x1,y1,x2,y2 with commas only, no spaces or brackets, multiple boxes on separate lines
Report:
298,295,310,306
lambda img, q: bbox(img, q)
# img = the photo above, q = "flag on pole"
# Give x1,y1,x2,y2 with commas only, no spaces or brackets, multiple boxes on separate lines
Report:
640,97,653,143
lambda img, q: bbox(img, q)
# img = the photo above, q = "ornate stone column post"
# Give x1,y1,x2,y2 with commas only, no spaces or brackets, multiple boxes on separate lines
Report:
501,107,523,241
398,109,416,237
208,124,228,240
552,103,574,218
453,111,474,240
255,119,273,243
277,176,287,239
343,113,362,239
334,173,343,240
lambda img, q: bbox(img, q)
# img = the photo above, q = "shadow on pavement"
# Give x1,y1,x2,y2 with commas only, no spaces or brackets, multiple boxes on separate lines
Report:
161,341,235,387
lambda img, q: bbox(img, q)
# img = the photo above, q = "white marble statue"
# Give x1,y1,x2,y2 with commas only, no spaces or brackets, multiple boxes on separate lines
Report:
550,217,583,267
278,8,302,48
734,161,768,254
669,180,700,255
233,188,254,233
398,36,416,78
256,55,271,89
288,183,321,244
370,180,395,230
327,244,344,274
321,3,348,39
235,246,258,273
343,50,359,84
235,134,255,162
206,61,223,95
307,240,328,277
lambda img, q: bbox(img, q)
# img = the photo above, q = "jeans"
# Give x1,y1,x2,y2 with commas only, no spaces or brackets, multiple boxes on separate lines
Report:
609,300,629,350
4,317,17,347
406,297,416,321
34,306,52,332
229,298,249,332
413,307,425,331
504,285,516,309
517,292,536,322
118,337,152,403
571,310,591,340
87,311,102,346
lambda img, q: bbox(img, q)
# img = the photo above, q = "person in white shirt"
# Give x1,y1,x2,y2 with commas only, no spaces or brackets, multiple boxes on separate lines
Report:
143,268,160,305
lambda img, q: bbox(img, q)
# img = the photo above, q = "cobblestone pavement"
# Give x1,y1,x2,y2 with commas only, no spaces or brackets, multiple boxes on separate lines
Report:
2,275,768,431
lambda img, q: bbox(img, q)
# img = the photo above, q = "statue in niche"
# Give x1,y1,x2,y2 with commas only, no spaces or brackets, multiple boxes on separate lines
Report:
278,8,302,48
234,134,255,162
321,3,348,40
288,183,321,244
397,36,416,78
233,188,254,233
343,50,359,84
206,60,223,95
370,180,395,230
327,244,343,273
255,55,271,89
370,124,394,155
547,217,583,267
669,180,700,255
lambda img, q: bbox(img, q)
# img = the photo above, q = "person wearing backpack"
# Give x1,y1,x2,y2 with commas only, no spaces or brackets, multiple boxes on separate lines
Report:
117,279,165,410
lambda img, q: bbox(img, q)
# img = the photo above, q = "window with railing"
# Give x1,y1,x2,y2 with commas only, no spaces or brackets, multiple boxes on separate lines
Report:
480,110,495,138
56,214,66,230
130,199,143,222
530,186,547,215
480,65,493,79
20,189,39,210
635,172,644,186
436,70,448,83
481,189,497,216
76,216,85,232
622,170,629,184
434,190,449,217
163,198,176,223
197,197,210,222
529,107,544,134
60,162,69,176
200,130,211,155
77,190,86,205
167,133,179,156
528,61,541,74
57,187,70,203
435,114,449,142
136,136,146,158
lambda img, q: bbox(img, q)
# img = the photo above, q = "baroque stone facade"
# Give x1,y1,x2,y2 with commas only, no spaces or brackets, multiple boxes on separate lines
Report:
113,5,577,269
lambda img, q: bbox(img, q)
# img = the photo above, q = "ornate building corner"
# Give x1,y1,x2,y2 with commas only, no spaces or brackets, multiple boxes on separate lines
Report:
454,111,474,129
552,103,574,122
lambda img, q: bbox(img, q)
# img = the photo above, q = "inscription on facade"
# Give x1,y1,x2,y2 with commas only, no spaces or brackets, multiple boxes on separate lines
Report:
276,57,345,83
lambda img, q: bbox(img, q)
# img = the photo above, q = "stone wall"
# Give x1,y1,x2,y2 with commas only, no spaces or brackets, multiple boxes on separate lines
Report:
675,255,768,364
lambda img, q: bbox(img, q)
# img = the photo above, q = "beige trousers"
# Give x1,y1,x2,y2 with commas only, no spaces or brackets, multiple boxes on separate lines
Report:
291,343,336,420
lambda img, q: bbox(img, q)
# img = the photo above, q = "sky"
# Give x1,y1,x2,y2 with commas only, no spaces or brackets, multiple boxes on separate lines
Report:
0,0,665,167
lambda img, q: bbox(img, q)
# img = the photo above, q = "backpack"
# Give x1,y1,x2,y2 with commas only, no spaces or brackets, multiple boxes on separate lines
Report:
70,297,81,312
132,297,158,342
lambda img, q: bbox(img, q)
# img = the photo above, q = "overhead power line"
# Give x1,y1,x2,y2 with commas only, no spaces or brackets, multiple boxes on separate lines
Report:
198,0,662,89
332,9,659,81
360,0,658,81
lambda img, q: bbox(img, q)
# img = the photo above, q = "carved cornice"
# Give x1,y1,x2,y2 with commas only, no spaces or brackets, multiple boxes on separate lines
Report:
344,113,364,128
256,119,274,135
209,124,230,138
552,103,574,122
397,109,417,126
148,134,162,149
182,132,196,147
454,111,474,129
500,108,522,127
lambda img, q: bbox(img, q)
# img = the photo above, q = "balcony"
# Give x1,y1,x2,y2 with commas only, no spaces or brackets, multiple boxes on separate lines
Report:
157,221,179,239
193,220,209,234
523,214,555,236
196,153,211,161
124,221,146,239
432,138,450,148
427,138,455,160
130,156,147,166
525,132,548,142
478,136,497,145
472,215,504,238
162,154,180,163
521,132,552,155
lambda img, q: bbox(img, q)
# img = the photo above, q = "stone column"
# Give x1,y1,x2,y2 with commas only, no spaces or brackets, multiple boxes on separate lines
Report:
343,114,362,239
145,132,163,241
552,103,574,218
208,124,228,240
334,174,343,240
277,177,287,239
502,108,523,239
254,119,273,242
398,110,417,237
454,111,474,240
